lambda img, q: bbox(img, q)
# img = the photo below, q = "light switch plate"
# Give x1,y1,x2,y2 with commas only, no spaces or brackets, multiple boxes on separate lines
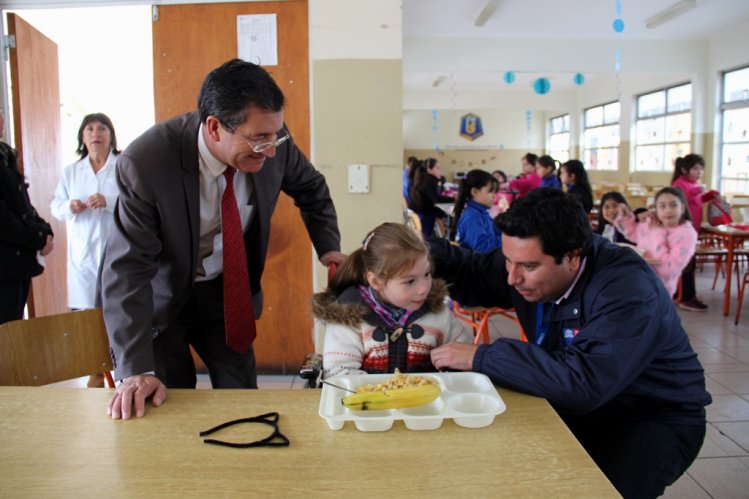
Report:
348,164,369,193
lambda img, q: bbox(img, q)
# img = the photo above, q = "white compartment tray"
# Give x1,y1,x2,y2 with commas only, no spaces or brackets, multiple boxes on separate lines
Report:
318,372,506,432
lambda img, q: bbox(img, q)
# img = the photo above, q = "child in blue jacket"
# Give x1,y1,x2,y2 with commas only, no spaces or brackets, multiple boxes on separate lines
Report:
449,169,502,252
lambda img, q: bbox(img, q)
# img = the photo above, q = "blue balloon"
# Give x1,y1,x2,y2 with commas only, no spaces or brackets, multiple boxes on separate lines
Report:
533,78,551,95
503,71,516,84
573,73,585,85
613,18,625,33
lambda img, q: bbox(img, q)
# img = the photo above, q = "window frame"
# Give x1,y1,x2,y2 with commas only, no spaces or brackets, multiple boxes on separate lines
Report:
547,113,570,163
718,65,749,194
633,81,692,172
582,101,620,171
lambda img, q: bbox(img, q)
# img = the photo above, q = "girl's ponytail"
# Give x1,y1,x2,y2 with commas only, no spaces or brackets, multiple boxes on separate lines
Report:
450,177,469,241
327,248,367,295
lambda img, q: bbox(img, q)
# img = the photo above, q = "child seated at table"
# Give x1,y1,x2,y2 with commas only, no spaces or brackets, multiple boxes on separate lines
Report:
614,187,697,296
536,155,562,189
450,169,503,252
311,223,471,378
595,192,634,244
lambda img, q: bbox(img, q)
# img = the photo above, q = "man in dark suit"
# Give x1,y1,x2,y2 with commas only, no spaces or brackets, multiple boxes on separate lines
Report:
102,59,343,419
0,111,54,324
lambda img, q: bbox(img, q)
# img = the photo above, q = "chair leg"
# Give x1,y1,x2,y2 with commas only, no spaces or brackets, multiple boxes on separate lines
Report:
737,274,748,325
104,371,115,388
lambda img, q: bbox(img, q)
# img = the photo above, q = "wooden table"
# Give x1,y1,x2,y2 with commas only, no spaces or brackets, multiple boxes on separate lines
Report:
701,224,749,316
0,387,617,498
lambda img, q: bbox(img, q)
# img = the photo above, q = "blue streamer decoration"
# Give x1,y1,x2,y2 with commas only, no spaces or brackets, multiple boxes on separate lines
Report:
573,73,585,85
503,71,516,84
533,78,551,95
615,0,622,16
432,109,439,151
613,18,624,32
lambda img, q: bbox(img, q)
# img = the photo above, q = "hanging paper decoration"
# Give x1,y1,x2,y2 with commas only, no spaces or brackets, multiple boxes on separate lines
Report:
432,109,440,151
612,18,625,32
525,111,532,148
573,73,585,85
503,71,516,84
613,1,623,99
533,78,551,95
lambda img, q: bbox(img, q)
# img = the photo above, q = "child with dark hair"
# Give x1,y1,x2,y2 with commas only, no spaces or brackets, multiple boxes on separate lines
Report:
507,153,541,198
409,158,453,239
595,192,633,244
536,155,562,189
671,154,719,311
559,160,593,213
311,223,470,378
615,187,697,295
450,169,502,252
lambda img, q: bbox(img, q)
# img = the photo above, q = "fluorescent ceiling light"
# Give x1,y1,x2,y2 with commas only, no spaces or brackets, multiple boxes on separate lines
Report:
645,0,696,29
474,0,500,27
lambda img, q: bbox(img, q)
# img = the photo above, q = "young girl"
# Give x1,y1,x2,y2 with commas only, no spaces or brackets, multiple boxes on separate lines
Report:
536,155,562,189
595,192,634,244
507,153,541,197
671,154,719,311
450,169,502,252
615,187,697,296
559,160,593,213
409,157,453,239
311,223,471,378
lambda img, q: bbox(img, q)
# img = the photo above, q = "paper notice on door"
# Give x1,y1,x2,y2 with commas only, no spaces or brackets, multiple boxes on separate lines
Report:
237,14,278,66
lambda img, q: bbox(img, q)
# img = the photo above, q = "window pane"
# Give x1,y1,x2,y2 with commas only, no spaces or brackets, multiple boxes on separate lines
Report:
724,67,749,104
721,142,749,179
638,91,665,118
604,102,620,124
723,107,749,143
635,145,665,171
562,115,570,131
665,113,691,142
585,106,603,128
637,117,665,145
665,143,691,170
550,149,569,163
587,147,618,171
549,132,569,151
667,84,692,112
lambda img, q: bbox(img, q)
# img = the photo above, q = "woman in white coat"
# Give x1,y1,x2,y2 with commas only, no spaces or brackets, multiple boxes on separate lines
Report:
51,113,120,310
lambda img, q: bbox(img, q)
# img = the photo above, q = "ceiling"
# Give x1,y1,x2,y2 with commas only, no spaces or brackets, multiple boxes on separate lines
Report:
403,0,749,90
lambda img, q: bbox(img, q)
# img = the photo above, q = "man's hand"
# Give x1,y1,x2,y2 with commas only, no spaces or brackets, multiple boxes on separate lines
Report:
86,193,106,209
108,374,167,420
320,250,347,267
430,342,479,371
70,199,87,214
40,235,54,256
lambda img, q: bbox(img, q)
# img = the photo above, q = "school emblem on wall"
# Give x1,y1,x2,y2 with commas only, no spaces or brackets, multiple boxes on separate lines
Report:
459,113,484,141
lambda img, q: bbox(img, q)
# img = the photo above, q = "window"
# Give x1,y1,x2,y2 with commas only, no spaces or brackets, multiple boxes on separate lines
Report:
634,83,692,172
719,66,749,194
547,114,570,162
583,102,620,170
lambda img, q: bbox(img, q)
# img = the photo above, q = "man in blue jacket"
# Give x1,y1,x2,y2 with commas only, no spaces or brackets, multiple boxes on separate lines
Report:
429,188,710,498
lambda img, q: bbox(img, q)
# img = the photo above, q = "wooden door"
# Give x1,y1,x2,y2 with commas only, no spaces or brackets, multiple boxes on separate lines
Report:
152,1,312,373
7,14,66,317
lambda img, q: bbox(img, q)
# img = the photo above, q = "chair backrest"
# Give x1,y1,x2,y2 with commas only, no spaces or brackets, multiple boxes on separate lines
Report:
0,308,112,386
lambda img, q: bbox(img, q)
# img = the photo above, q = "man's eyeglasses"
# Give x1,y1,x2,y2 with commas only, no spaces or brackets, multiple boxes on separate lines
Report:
222,122,290,153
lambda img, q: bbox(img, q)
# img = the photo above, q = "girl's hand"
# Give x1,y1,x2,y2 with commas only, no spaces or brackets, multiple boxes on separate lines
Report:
615,203,633,221
646,211,662,227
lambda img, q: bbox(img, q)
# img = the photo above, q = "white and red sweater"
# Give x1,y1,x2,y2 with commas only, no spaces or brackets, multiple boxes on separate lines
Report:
310,280,472,379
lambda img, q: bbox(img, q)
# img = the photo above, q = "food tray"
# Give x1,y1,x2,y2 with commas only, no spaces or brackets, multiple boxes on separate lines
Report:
318,372,505,432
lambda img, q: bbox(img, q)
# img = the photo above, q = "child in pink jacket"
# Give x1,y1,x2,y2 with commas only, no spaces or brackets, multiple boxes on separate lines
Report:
615,187,697,296
671,154,719,311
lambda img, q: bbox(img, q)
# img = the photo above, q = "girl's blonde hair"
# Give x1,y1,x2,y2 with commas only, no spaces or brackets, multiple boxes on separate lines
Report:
327,223,429,295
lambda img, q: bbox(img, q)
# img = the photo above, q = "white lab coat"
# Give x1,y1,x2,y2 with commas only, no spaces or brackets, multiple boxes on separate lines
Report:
50,152,119,308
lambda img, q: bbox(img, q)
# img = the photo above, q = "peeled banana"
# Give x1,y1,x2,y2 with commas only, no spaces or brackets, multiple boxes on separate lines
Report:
342,371,441,411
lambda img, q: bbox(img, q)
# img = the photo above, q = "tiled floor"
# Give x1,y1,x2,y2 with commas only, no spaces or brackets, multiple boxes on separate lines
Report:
51,264,748,497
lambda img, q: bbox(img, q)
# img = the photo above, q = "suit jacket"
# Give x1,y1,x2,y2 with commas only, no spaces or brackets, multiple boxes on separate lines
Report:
101,112,340,379
0,142,53,280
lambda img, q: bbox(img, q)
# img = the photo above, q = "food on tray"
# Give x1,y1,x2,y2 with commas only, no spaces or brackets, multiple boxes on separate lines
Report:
341,370,440,411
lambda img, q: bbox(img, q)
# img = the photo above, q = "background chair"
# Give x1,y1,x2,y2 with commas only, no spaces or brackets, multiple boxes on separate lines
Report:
0,308,114,387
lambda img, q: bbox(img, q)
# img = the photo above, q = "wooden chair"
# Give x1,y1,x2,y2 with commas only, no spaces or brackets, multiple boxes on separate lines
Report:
736,266,749,325
405,209,422,233
0,308,114,387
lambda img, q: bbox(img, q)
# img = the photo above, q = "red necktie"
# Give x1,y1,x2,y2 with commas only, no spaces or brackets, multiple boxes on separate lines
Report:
221,168,256,353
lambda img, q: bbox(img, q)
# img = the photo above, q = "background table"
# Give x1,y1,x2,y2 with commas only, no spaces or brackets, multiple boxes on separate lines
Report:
0,387,617,497
701,224,749,315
